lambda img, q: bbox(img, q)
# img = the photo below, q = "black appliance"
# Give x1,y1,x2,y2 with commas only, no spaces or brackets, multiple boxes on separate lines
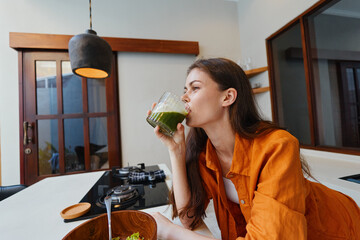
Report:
340,173,360,184
64,164,169,222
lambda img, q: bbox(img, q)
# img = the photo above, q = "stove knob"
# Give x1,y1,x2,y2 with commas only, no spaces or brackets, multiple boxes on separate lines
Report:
137,163,145,169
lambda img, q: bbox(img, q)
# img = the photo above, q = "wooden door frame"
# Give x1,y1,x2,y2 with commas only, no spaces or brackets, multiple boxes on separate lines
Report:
20,51,122,185
10,32,199,184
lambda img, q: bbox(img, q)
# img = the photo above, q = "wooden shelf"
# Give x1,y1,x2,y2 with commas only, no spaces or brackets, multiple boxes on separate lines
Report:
245,66,268,78
252,86,270,94
244,67,269,94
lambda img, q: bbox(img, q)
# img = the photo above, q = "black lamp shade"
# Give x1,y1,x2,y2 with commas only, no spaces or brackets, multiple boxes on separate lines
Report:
68,29,112,79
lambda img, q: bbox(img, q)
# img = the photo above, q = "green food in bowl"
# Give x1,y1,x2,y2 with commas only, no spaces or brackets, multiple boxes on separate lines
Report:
112,232,143,240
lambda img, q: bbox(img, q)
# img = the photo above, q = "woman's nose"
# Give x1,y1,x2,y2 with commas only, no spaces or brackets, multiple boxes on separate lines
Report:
181,93,189,103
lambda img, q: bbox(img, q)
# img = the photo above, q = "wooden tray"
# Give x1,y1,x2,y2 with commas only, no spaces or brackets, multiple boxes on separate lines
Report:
60,202,91,220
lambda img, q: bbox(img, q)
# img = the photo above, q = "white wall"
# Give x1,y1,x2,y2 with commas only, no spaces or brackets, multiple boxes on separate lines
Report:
117,53,194,168
0,0,241,185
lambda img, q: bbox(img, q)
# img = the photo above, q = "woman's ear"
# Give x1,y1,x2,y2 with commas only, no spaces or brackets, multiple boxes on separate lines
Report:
222,88,237,107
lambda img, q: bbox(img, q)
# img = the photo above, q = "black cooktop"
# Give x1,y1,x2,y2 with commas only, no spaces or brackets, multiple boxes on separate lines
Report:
64,165,169,222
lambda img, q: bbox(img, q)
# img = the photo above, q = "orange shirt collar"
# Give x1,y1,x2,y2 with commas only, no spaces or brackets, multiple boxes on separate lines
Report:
205,133,252,176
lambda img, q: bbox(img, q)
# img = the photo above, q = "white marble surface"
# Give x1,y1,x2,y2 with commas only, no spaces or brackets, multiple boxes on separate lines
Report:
0,164,214,239
0,171,104,239
301,149,360,205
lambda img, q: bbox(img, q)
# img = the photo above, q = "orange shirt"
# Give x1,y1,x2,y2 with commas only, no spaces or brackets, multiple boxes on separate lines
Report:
198,130,360,240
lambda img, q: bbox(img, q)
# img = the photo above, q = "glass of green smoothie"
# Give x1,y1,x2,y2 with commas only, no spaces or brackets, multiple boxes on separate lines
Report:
146,92,188,137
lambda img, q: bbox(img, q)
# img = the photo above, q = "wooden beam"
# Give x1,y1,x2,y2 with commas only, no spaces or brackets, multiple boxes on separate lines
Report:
9,32,199,55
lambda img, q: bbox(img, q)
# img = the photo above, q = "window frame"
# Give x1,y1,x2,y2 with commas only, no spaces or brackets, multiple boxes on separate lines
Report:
266,0,360,156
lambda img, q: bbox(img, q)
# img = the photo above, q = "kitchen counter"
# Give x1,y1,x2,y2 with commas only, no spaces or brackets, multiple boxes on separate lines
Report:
1,154,357,239
301,149,360,205
0,164,214,239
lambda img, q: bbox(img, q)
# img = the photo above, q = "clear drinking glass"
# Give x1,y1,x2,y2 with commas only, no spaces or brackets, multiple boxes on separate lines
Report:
146,92,188,137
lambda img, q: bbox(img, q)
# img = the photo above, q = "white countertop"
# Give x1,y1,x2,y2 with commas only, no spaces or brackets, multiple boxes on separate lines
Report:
0,171,105,239
1,156,357,240
0,164,214,239
301,150,360,205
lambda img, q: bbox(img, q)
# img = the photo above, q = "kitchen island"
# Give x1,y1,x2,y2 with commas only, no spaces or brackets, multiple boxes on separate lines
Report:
0,164,215,239
1,155,359,239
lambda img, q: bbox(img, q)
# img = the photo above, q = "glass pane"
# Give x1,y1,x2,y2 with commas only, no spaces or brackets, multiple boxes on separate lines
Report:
307,0,360,148
38,119,59,175
356,68,360,99
88,78,107,113
62,61,83,114
36,61,57,115
270,22,311,144
64,118,85,172
342,68,358,147
89,117,108,170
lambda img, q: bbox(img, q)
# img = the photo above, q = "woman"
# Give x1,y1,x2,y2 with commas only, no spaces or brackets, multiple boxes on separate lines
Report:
150,58,360,240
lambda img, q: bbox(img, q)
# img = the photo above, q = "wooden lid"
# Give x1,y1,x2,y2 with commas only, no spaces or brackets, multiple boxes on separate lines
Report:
60,202,91,220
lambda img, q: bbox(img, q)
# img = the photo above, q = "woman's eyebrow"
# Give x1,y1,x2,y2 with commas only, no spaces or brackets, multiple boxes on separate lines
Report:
184,80,201,90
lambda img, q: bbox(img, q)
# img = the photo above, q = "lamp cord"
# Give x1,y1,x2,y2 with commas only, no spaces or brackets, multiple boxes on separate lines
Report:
89,0,92,30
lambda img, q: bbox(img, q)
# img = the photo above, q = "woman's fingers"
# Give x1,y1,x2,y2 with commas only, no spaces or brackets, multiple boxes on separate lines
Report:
173,123,185,143
154,126,172,145
151,102,157,110
147,102,157,116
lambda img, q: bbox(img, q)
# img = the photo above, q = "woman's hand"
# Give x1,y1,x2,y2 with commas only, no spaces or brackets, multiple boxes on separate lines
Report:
148,103,186,156
154,123,185,153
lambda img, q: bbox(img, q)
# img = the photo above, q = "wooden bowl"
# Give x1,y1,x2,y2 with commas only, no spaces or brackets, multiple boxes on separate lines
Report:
63,210,157,240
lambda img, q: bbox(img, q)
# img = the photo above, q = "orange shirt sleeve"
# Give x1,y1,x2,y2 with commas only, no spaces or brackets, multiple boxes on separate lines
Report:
243,132,308,239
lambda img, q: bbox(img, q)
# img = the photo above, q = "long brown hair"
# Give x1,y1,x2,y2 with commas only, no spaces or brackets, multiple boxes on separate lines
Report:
169,58,311,229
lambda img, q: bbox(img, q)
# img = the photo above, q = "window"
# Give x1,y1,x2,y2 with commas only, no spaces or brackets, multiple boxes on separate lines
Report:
267,0,360,155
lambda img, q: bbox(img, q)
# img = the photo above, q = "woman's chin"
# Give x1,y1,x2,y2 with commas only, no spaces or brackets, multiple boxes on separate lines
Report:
185,118,199,128
185,118,193,127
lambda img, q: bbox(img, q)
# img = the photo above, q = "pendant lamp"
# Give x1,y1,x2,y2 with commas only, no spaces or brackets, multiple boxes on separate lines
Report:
68,0,112,79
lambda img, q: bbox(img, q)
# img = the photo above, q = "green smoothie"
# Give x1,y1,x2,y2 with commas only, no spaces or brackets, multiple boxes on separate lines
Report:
147,111,187,136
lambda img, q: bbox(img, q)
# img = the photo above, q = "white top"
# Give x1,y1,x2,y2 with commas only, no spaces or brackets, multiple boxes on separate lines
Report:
223,177,239,204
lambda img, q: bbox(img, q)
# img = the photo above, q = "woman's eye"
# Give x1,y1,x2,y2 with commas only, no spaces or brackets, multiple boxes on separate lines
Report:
183,86,199,95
